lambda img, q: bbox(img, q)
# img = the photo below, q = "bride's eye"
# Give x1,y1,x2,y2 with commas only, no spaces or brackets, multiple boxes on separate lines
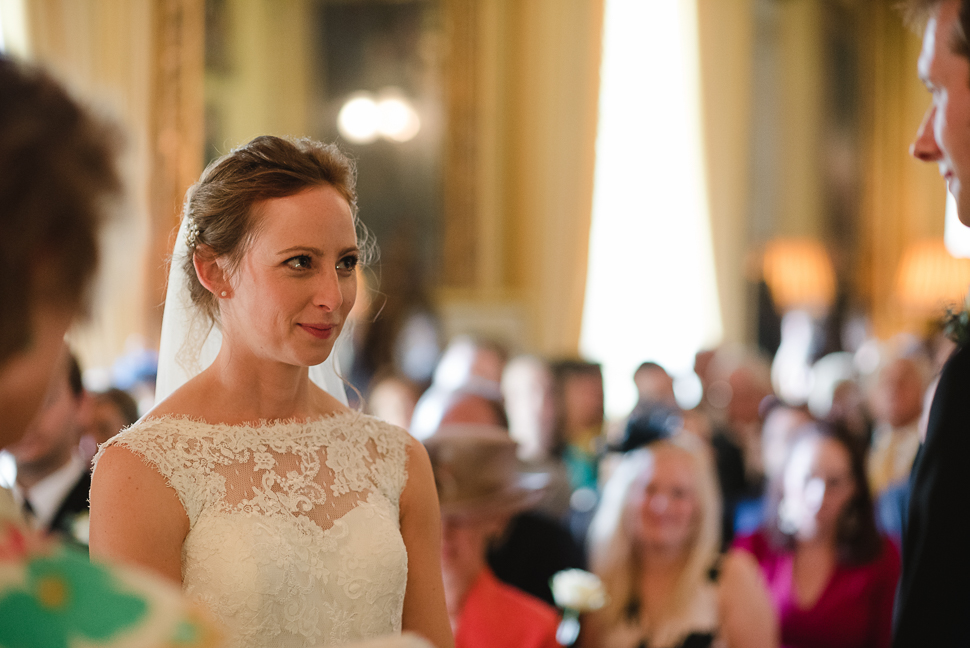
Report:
336,254,360,273
286,255,313,270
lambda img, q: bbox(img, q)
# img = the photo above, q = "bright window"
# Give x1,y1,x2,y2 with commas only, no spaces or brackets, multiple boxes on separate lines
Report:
581,0,722,418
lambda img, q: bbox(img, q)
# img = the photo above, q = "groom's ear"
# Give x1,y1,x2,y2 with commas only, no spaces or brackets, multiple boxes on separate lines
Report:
193,244,231,297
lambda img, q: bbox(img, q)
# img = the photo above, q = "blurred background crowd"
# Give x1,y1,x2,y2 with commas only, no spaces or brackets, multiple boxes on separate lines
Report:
8,318,948,648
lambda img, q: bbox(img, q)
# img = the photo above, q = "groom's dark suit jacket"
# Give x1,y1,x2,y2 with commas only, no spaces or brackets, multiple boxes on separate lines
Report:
47,469,91,547
893,344,970,646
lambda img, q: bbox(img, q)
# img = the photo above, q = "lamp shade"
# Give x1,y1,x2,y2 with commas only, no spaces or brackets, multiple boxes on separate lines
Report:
762,238,836,312
895,239,970,312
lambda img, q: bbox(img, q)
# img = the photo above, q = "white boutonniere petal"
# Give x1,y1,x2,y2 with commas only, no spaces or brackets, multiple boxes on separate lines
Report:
71,512,90,544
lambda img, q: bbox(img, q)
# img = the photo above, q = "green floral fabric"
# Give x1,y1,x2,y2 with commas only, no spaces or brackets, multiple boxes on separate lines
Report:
0,488,221,648
0,550,147,647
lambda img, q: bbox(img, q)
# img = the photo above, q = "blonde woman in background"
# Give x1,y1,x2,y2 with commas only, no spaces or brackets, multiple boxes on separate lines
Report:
585,435,777,648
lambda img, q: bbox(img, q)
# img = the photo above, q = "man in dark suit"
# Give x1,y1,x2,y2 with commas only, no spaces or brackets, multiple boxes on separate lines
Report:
6,352,91,547
894,1,970,644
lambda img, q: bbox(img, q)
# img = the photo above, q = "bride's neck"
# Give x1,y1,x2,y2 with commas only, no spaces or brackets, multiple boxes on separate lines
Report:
201,343,320,422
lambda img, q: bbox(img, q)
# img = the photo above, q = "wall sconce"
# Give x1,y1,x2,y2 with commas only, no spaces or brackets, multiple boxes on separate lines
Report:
762,238,836,313
895,238,970,312
337,89,421,144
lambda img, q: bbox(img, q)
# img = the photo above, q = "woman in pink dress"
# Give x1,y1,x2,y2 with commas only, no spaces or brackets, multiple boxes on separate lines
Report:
733,422,899,648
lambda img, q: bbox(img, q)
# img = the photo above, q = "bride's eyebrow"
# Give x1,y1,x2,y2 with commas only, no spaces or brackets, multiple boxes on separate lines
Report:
277,245,360,256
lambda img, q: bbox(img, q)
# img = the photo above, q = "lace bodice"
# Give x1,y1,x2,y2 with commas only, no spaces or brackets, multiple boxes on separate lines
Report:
95,412,411,648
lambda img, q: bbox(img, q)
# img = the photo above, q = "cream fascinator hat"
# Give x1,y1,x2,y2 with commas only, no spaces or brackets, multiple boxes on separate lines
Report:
424,424,548,517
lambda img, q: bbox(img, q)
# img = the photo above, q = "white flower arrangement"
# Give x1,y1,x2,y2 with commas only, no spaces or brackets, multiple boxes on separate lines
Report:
551,569,607,612
550,569,608,646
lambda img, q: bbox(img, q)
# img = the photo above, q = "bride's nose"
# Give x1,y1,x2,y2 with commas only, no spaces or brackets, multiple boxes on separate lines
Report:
313,268,344,311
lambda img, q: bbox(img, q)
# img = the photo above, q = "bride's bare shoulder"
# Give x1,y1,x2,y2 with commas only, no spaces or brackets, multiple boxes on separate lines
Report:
143,373,214,420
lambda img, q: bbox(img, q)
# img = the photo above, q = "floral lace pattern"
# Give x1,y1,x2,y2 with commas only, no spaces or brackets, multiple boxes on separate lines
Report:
96,412,411,648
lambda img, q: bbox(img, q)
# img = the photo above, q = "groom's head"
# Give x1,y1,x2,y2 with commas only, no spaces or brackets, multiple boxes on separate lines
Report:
909,0,970,223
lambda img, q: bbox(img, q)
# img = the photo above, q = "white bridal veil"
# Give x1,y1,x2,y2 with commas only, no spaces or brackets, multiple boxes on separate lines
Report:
154,214,349,405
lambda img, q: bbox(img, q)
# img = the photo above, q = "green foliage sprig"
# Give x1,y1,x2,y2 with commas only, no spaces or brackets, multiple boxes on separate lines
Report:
944,293,970,347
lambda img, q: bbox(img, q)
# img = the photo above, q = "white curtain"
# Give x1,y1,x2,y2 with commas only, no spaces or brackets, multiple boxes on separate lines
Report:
581,0,722,417
0,0,28,55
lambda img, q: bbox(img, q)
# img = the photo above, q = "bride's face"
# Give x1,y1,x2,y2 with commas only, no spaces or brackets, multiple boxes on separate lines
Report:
220,184,359,368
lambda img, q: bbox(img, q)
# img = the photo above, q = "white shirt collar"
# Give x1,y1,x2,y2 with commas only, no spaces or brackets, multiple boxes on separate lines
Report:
14,453,89,530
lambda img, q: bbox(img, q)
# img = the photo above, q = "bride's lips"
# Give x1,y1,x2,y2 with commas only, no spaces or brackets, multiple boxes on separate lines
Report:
298,323,337,339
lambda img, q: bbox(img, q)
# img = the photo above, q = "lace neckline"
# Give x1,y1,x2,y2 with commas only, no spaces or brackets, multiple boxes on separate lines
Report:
140,409,361,432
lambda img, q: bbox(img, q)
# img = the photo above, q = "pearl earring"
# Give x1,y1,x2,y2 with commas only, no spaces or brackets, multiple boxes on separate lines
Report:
220,291,228,297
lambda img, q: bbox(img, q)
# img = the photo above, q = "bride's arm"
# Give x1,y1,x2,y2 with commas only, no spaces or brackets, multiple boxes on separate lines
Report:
89,445,189,585
399,436,455,648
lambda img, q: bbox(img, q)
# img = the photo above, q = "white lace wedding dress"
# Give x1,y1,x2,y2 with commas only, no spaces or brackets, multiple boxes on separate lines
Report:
95,411,411,648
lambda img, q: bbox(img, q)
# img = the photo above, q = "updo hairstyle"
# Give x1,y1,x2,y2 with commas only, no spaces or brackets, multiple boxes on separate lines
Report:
181,135,359,325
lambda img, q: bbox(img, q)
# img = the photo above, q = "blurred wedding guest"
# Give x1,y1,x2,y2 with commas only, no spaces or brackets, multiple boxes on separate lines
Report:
633,362,678,408
705,349,774,545
0,55,221,646
425,425,561,648
760,402,813,486
586,435,777,648
826,379,873,442
502,355,571,518
694,349,718,400
552,359,607,543
708,350,773,485
875,374,940,543
867,355,927,497
439,360,585,606
807,352,872,443
732,400,813,537
734,423,899,648
7,352,92,546
552,359,605,493
368,370,422,429
78,387,140,462
411,336,508,439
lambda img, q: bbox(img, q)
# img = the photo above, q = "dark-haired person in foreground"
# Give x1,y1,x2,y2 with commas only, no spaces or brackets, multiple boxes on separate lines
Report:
895,2,970,645
0,55,222,647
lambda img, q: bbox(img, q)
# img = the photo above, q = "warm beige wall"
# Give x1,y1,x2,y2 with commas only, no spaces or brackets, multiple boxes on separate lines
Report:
860,5,948,338
696,0,755,346
505,0,603,356
699,0,948,343
775,0,825,240
439,0,604,357
207,0,313,149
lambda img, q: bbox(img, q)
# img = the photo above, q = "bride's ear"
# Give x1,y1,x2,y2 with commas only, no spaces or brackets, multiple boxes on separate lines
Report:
193,244,231,298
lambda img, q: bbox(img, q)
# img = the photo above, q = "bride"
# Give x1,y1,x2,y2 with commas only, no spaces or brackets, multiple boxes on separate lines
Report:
89,136,453,648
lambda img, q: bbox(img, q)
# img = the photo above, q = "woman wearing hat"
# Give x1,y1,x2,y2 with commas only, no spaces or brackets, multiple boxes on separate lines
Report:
425,424,561,648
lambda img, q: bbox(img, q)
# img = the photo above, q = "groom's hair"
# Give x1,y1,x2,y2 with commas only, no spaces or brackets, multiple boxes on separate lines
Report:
181,135,359,324
0,56,121,364
904,0,970,62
